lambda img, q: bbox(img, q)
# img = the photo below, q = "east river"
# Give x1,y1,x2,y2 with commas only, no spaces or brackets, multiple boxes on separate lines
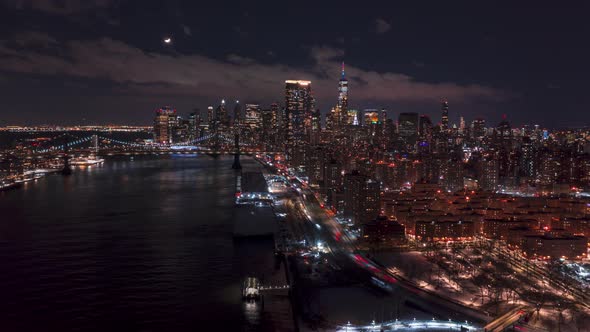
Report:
0,155,277,331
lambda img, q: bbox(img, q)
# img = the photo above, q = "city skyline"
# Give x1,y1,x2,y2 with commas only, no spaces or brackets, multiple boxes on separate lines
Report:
2,1,590,127
4,2,590,331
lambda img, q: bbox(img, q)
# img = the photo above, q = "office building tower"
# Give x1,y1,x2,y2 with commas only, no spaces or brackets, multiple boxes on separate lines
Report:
207,106,214,127
347,109,360,126
441,99,449,132
285,80,314,166
261,106,278,148
398,112,419,146
243,103,262,143
188,110,200,141
363,109,380,126
337,62,348,126
153,106,177,144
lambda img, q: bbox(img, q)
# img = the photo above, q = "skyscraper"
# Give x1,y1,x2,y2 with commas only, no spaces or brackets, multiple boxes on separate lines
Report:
261,105,278,149
233,100,242,126
243,103,262,143
285,80,314,166
216,99,230,128
337,62,348,126
478,154,499,191
207,106,214,127
188,110,201,141
441,99,449,132
243,104,262,129
153,106,177,144
363,109,380,126
398,112,419,146
309,109,321,145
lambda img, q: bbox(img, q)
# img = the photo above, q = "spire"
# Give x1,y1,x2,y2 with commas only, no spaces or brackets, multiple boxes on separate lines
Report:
341,62,346,79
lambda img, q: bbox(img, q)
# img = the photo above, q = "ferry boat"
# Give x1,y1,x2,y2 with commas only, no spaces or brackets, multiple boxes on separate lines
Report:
15,171,36,183
70,155,105,166
242,277,261,301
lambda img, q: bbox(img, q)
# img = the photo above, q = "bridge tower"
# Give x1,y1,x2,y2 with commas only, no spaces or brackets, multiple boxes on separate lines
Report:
232,131,242,170
92,134,99,156
61,136,72,176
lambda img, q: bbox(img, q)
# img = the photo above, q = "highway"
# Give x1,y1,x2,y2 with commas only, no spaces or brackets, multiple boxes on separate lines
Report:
482,306,529,332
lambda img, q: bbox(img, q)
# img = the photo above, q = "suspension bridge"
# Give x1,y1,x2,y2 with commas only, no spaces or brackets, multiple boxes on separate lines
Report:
34,131,281,156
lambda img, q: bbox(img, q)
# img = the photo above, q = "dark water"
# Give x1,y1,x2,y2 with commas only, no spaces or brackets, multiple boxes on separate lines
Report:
0,155,276,331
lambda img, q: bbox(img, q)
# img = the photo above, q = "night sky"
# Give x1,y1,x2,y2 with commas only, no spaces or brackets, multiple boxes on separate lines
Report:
1,1,589,127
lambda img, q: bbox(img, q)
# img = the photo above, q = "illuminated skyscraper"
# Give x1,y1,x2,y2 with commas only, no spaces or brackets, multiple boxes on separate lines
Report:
243,104,262,129
188,109,201,141
216,99,231,129
207,106,214,127
347,109,360,126
285,80,314,166
363,109,380,126
337,62,348,126
243,103,262,143
441,99,449,132
153,106,177,144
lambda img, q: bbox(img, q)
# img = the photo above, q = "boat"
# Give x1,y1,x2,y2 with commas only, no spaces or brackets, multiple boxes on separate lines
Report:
242,277,261,301
70,155,105,166
15,171,36,183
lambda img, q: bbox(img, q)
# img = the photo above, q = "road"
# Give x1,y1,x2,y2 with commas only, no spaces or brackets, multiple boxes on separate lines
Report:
263,164,491,325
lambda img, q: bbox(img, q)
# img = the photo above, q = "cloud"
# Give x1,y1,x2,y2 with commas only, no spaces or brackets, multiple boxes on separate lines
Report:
375,18,391,34
310,46,344,62
13,31,58,47
1,0,118,14
226,54,255,65
0,35,506,106
182,25,192,36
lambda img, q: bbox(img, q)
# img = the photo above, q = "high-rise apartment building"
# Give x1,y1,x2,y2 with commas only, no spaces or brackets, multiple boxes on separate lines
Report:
343,170,381,225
